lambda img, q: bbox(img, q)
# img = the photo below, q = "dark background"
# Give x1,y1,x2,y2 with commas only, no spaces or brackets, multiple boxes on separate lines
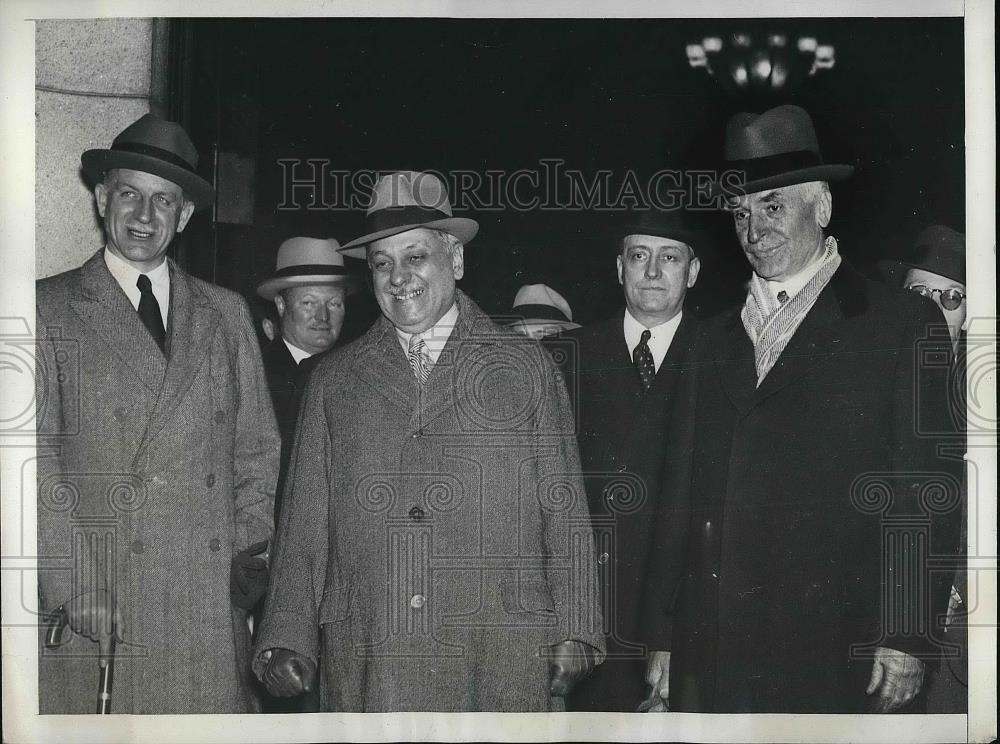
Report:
164,17,964,340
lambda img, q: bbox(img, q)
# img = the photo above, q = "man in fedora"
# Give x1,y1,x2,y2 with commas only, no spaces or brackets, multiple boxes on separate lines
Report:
642,105,961,713
257,236,358,522
252,170,605,711
507,284,581,340
558,209,700,712
35,113,280,713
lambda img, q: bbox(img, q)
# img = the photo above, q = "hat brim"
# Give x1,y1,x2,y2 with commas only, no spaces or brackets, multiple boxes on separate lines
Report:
620,224,701,249
257,273,361,301
896,257,966,287
512,318,581,331
710,164,854,200
82,149,215,209
339,217,479,259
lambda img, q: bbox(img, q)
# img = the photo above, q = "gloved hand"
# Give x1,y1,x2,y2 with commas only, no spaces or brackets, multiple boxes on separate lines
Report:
637,650,671,712
230,540,269,609
62,589,123,668
258,647,317,697
548,640,597,697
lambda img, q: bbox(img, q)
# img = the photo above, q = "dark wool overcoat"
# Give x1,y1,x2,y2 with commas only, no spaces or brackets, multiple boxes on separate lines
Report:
35,251,279,714
253,291,606,711
560,311,698,712
644,261,963,713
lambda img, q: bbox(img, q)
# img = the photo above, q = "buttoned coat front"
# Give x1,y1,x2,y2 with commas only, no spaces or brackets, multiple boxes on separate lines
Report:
254,291,605,711
35,251,279,714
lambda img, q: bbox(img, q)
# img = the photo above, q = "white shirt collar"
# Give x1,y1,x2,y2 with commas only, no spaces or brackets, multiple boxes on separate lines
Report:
623,308,683,373
394,302,460,365
103,247,170,326
282,338,313,365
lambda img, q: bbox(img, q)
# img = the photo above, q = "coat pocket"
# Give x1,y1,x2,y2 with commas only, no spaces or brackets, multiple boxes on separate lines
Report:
318,583,352,625
499,577,556,616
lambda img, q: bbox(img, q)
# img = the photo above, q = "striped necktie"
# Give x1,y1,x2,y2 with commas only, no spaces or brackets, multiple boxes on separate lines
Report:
408,335,430,384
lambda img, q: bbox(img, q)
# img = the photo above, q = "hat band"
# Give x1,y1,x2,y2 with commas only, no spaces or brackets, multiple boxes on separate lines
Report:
512,304,571,323
725,149,823,185
272,264,351,278
112,141,198,174
366,205,452,233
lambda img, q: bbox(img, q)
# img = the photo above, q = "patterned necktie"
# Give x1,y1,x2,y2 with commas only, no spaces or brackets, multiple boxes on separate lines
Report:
777,290,790,306
633,329,655,391
136,274,166,353
408,335,430,384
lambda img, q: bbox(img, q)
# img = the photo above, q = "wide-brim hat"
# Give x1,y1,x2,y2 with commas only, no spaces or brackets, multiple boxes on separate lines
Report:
508,284,581,331
619,209,701,251
339,171,478,258
900,224,966,285
81,113,215,209
713,104,854,199
257,237,360,301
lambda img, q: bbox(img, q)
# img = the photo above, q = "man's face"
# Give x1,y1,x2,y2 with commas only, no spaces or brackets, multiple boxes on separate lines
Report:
729,182,831,281
95,168,195,272
617,235,700,327
368,228,464,334
275,284,347,355
904,267,967,347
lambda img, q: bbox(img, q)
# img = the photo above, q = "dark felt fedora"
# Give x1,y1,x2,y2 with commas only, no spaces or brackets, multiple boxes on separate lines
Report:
715,104,854,198
339,171,478,258
902,224,966,285
81,113,215,209
619,209,701,251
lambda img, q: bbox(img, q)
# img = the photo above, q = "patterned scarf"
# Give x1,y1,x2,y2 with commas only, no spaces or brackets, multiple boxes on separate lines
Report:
741,236,842,385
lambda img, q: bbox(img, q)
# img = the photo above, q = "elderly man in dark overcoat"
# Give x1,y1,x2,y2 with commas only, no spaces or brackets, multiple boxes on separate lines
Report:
641,105,962,713
35,114,279,713
253,171,605,711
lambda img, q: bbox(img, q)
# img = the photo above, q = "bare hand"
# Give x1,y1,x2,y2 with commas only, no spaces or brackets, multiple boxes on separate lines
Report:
548,640,597,697
64,590,122,668
865,646,925,712
637,650,671,712
258,647,317,697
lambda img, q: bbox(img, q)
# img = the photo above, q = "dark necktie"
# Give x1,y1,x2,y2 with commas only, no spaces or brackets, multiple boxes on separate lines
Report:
633,329,655,391
136,274,166,353
777,290,790,306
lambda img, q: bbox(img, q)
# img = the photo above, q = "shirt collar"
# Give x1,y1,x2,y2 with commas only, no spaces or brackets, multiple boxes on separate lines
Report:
394,302,460,365
103,246,170,291
623,308,683,346
282,338,313,365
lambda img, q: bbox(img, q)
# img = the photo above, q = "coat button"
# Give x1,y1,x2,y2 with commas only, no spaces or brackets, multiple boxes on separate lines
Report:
597,552,610,565
214,410,225,424
409,594,426,609
411,430,422,438
206,473,216,488
408,506,425,521
113,408,127,422
209,538,221,552
130,540,144,554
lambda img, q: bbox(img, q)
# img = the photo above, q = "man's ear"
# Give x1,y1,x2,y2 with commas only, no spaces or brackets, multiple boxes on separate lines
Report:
451,242,465,281
616,254,624,286
176,200,196,233
686,256,701,289
816,186,833,229
274,295,286,318
95,183,108,218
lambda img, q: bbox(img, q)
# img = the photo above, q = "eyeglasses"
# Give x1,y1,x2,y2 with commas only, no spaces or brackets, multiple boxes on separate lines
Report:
905,285,966,311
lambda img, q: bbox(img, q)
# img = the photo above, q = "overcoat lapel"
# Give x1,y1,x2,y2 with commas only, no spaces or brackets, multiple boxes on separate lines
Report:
350,316,419,412
69,251,167,392
137,263,219,453
715,312,758,415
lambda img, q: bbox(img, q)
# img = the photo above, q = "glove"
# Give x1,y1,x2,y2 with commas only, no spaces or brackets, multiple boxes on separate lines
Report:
548,640,597,697
637,650,671,712
61,589,123,668
230,540,269,609
258,647,317,697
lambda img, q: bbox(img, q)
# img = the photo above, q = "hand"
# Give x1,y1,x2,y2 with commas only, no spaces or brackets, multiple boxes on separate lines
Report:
230,541,269,609
258,648,317,697
64,589,122,668
866,646,925,712
548,640,597,697
637,650,671,712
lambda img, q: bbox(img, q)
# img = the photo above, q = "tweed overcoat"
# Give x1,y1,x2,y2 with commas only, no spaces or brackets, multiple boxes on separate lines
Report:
560,311,698,711
35,251,279,714
647,261,963,712
253,291,606,711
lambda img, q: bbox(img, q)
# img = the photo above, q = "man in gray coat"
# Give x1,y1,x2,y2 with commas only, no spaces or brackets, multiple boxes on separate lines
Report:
35,114,280,713
253,171,605,711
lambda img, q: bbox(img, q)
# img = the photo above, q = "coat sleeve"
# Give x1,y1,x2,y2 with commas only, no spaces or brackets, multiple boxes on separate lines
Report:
231,298,281,551
534,346,606,658
252,370,330,674
881,297,964,662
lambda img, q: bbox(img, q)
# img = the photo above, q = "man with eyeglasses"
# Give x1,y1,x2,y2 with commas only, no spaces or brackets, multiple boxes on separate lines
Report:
902,225,967,354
